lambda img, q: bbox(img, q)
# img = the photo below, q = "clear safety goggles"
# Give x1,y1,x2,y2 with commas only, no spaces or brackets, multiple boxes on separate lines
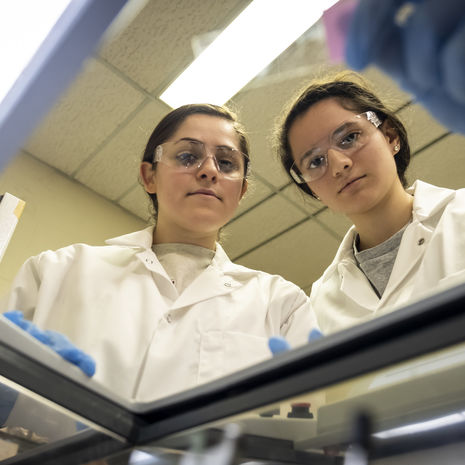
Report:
154,140,249,181
290,111,382,184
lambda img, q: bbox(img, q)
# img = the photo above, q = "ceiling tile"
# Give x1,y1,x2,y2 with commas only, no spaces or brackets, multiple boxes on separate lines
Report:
99,0,251,93
24,59,145,175
397,103,449,153
246,132,291,188
222,195,306,259
235,217,341,290
408,133,465,190
314,207,352,240
280,183,320,215
75,99,169,200
362,66,412,109
118,183,153,221
233,176,274,217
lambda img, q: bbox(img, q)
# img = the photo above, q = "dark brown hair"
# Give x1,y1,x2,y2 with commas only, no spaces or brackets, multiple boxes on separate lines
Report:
142,103,250,216
275,72,410,198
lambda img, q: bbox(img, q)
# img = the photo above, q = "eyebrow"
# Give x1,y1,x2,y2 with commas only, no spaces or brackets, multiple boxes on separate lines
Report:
176,137,201,144
175,137,237,151
331,120,359,139
298,120,361,163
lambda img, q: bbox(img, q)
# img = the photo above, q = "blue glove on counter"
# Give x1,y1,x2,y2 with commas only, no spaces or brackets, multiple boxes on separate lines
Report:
346,0,465,134
3,311,96,377
269,328,323,356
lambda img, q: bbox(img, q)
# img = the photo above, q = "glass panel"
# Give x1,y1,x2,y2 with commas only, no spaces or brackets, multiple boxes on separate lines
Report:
0,376,101,461
1,0,465,432
141,341,465,464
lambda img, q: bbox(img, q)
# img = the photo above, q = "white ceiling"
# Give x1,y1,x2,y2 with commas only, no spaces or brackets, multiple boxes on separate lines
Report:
18,0,465,292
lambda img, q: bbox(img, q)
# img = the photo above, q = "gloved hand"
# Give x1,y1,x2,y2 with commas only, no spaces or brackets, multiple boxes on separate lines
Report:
2,311,96,377
268,328,323,356
345,0,465,134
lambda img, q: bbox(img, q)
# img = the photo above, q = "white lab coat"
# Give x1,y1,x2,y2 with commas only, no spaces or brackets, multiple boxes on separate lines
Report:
2,227,317,401
311,180,465,334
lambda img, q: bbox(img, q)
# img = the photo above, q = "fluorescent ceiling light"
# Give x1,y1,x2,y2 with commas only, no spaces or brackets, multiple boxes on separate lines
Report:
0,0,71,106
160,0,338,108
373,411,465,439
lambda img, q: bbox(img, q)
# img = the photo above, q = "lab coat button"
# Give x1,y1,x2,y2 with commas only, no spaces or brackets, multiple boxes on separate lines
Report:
418,238,425,245
224,282,232,287
166,314,172,323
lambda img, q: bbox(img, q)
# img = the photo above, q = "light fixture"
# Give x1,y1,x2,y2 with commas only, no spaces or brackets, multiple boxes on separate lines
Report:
160,0,338,108
373,411,465,439
0,0,72,106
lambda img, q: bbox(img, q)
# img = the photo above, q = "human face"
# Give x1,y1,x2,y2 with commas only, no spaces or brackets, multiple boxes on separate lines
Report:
141,114,247,242
288,99,401,218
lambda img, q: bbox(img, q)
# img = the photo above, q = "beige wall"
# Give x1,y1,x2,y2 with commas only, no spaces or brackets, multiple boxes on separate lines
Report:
0,152,146,295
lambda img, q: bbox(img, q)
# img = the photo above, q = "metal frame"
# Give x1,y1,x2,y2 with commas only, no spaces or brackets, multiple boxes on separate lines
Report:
1,283,465,463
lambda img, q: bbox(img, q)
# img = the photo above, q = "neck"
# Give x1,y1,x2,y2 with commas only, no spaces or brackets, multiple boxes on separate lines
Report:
152,223,217,250
350,187,413,251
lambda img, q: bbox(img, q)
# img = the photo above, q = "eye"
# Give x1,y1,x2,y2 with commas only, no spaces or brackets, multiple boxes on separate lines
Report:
175,150,200,167
217,158,234,172
216,150,242,173
337,130,362,148
303,154,326,171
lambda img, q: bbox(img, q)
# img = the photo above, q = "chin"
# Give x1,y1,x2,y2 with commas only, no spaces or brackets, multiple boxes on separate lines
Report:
188,217,227,233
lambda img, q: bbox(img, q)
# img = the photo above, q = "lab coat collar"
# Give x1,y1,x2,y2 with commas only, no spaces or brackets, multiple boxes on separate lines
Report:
105,226,251,310
105,226,253,276
326,227,382,310
408,180,455,221
323,180,456,311
324,180,455,278
166,241,254,310
323,225,357,279
105,226,154,249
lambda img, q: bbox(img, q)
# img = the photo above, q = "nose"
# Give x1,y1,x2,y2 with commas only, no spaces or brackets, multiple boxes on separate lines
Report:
328,148,352,177
197,155,219,181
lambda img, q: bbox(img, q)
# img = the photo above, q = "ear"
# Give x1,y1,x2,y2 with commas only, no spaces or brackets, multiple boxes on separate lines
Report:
380,120,401,156
239,179,248,199
140,162,157,194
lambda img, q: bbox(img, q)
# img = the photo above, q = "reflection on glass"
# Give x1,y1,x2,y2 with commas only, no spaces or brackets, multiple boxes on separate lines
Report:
373,410,465,439
0,0,465,412
143,342,465,463
0,378,91,461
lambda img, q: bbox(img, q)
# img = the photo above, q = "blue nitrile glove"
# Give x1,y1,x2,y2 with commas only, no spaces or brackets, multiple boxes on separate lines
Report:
269,328,323,356
3,311,96,377
346,0,465,134
0,383,19,426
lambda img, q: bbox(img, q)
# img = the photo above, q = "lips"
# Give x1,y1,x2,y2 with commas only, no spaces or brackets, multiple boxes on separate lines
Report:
338,175,365,193
189,189,221,200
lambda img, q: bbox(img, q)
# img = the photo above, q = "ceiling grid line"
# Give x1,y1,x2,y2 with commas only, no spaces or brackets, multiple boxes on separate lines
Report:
70,98,152,178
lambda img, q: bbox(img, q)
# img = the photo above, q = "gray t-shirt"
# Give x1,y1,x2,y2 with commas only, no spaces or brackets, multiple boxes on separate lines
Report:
152,243,215,295
353,222,410,298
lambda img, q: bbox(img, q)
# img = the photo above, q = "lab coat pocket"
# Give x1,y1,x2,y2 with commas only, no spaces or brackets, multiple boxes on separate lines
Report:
198,331,270,385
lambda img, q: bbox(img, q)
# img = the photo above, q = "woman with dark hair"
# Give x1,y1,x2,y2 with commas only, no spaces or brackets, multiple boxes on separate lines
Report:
276,73,465,334
2,104,318,402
